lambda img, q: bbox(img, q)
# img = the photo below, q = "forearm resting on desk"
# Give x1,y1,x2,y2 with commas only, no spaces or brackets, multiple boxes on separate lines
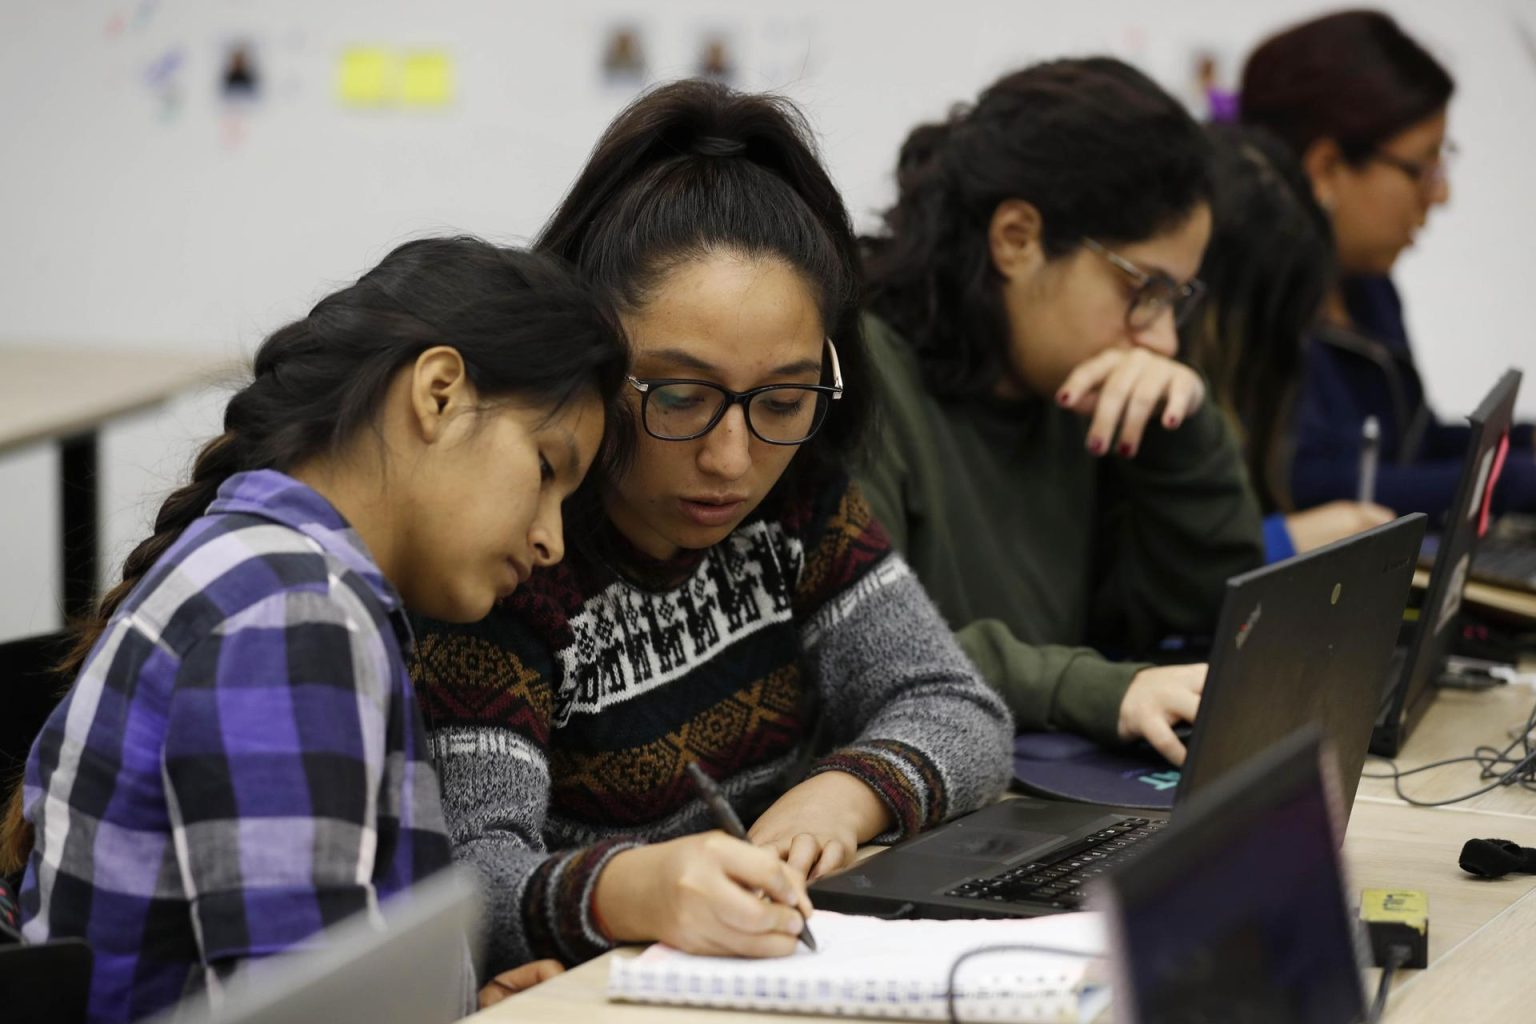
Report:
746,769,895,881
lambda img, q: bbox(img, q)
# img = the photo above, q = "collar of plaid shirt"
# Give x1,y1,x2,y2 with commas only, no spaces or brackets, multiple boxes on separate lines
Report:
208,469,414,648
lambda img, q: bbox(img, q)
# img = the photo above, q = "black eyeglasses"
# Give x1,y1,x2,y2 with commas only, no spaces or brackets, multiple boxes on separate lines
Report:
626,338,844,445
1083,238,1206,331
1370,140,1456,192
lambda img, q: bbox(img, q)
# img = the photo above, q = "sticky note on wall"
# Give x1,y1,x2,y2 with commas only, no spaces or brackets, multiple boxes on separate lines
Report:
337,48,455,108
338,47,395,105
401,51,454,106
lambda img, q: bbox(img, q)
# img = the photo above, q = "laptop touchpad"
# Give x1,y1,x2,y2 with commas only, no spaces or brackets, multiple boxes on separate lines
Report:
903,827,1061,861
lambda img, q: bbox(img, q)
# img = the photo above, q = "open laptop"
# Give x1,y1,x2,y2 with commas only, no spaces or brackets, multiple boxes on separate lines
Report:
1097,726,1368,1024
1374,368,1522,756
1461,512,1536,596
810,514,1422,921
143,869,480,1024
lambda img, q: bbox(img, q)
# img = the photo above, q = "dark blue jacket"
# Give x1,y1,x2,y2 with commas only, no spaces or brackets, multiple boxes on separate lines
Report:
1290,275,1535,522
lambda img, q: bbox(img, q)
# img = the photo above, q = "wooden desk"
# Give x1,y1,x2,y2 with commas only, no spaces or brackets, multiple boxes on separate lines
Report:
0,345,236,617
1358,677,1536,815
1413,566,1536,623
468,686,1536,1023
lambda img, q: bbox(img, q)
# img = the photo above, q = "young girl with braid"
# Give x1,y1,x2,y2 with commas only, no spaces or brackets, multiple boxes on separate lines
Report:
411,81,1013,977
0,237,627,1024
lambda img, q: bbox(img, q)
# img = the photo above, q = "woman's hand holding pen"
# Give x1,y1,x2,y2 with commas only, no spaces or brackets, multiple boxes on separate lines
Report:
747,771,892,882
593,833,812,957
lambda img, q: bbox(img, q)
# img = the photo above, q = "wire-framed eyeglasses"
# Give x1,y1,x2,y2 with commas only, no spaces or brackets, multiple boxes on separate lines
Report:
1370,140,1456,193
1083,238,1207,331
626,338,844,445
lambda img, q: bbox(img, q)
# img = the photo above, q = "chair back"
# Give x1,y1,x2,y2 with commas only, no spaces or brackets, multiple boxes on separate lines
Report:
0,630,73,779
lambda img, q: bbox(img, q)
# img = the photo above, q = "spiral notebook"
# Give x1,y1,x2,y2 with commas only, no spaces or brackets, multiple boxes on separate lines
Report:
607,909,1107,1022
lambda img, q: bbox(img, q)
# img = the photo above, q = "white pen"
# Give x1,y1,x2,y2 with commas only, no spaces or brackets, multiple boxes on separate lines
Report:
1357,416,1380,504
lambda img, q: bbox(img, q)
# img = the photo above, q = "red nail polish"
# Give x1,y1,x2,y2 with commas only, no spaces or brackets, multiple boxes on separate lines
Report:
1087,437,1104,454
1057,391,1072,406
1164,415,1180,429
1119,442,1134,457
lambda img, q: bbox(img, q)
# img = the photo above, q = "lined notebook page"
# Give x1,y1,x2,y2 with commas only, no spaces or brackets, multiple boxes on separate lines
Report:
607,910,1106,1022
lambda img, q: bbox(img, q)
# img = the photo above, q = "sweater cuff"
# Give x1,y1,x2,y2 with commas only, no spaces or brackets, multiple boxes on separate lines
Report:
523,838,645,964
1049,654,1143,746
809,738,944,842
1262,512,1297,563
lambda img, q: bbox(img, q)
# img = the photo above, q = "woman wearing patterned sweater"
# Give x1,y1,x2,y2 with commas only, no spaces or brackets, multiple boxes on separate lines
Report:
413,81,1014,976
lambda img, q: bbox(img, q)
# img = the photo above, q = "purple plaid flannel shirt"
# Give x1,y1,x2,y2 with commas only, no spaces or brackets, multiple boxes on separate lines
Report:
19,470,453,1023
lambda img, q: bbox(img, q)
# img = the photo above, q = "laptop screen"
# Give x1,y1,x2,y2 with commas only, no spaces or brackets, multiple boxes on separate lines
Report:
1102,730,1365,1024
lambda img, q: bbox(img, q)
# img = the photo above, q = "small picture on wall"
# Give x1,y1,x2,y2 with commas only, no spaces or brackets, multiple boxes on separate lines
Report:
221,41,261,102
697,32,736,84
1191,49,1237,123
601,24,647,86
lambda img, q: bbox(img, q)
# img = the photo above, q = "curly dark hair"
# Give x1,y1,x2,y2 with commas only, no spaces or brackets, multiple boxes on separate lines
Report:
864,57,1213,399
1180,124,1336,513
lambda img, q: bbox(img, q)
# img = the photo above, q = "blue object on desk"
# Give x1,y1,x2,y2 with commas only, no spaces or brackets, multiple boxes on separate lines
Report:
1012,732,1178,810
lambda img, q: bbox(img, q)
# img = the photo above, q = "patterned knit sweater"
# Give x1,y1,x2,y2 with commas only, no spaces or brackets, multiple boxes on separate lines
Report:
413,474,1012,973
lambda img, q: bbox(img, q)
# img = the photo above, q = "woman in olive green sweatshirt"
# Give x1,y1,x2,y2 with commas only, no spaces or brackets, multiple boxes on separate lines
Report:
859,58,1264,766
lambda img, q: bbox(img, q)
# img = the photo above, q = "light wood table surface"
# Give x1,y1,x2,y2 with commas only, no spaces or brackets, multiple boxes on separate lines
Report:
0,344,237,617
0,345,234,453
1412,566,1536,626
468,680,1536,1023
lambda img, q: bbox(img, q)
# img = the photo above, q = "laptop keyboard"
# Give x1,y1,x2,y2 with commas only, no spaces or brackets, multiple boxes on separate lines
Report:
943,817,1167,910
1473,539,1536,591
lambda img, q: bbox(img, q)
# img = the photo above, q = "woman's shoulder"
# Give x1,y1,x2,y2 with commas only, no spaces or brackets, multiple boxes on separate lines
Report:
125,512,381,656
776,473,894,612
860,312,925,396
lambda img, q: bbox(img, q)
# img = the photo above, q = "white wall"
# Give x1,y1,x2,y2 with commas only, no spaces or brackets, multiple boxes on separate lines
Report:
2,0,1533,640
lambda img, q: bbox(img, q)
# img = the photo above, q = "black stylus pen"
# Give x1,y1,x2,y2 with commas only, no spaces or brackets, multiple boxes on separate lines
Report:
685,760,818,952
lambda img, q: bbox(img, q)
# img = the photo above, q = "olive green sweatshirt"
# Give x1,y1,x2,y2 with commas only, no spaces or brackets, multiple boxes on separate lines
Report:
857,315,1265,744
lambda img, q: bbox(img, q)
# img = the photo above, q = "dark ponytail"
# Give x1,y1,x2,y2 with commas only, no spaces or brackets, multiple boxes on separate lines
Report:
537,78,869,492
0,236,627,875
1180,124,1335,513
865,57,1213,399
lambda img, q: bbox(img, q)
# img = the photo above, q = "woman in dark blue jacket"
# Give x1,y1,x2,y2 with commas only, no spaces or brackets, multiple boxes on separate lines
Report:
1240,10,1534,521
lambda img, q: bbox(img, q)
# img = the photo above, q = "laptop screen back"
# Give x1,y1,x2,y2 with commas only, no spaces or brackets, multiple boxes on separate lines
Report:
1174,515,1425,828
1395,369,1522,722
1102,728,1366,1024
144,870,479,1024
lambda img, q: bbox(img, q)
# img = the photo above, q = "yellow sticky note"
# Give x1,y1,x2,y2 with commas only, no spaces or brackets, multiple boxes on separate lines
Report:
401,51,454,107
338,47,395,106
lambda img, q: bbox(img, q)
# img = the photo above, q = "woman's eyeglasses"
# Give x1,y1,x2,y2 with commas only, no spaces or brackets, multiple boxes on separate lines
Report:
1370,140,1456,193
627,338,843,445
1083,238,1206,332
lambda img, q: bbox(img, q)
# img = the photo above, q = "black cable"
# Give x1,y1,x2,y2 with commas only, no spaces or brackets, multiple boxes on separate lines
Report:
944,941,1103,1024
1361,693,1536,807
1366,946,1411,1024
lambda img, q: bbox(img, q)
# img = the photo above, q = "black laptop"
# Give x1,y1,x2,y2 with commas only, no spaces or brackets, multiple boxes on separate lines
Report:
1373,369,1522,756
1463,512,1536,596
810,515,1423,921
1097,726,1368,1024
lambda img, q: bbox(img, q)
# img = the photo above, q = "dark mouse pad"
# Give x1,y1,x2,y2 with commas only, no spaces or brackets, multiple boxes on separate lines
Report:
1012,731,1179,809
